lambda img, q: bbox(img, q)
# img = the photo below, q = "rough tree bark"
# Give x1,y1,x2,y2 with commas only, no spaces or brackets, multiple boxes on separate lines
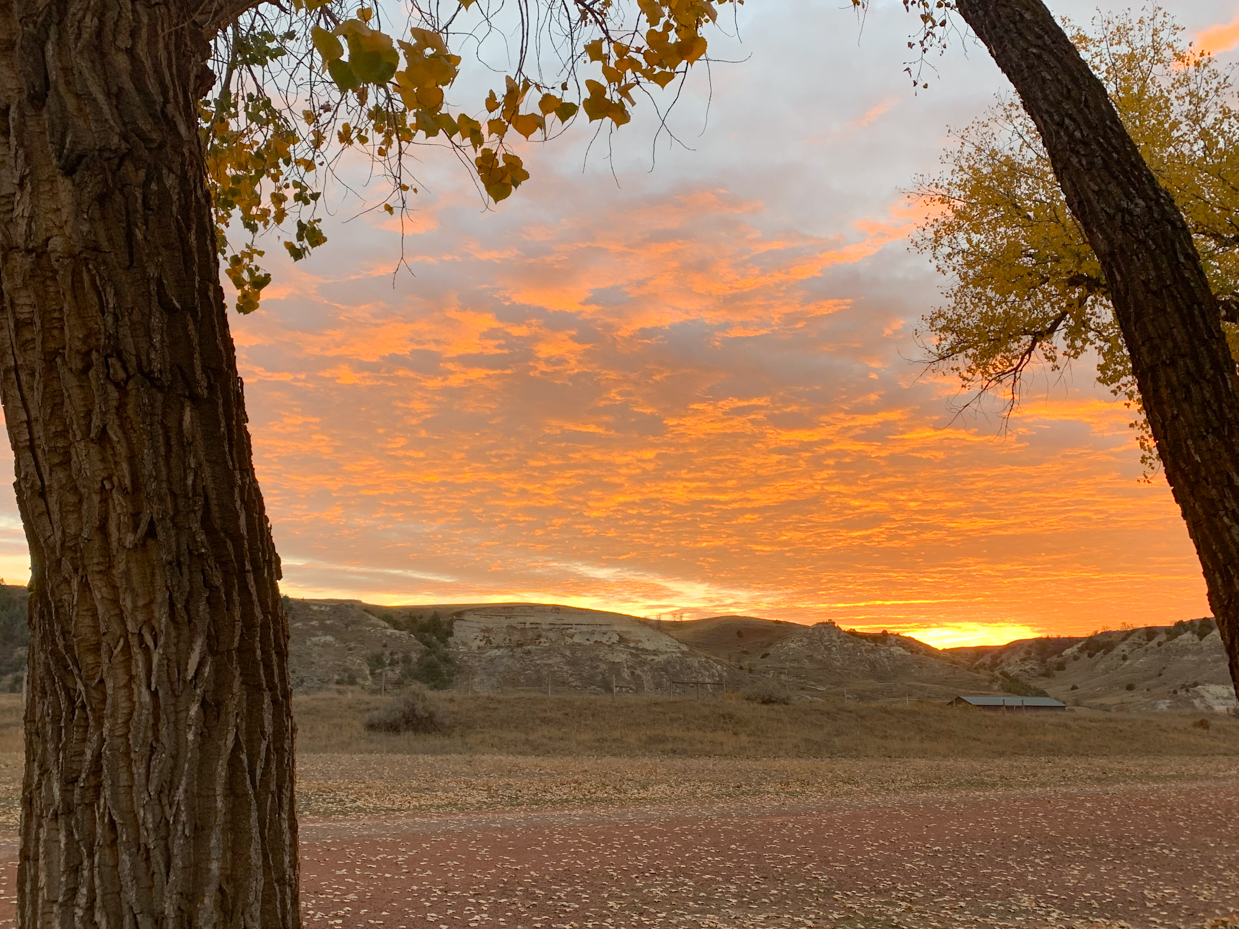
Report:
0,0,299,925
955,0,1239,689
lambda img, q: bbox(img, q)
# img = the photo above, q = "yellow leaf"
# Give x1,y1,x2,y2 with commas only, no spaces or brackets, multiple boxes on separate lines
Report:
582,96,608,122
511,112,544,139
311,26,344,63
638,0,663,25
503,153,529,186
415,86,444,109
408,27,449,55
680,35,707,64
486,182,513,202
538,93,562,115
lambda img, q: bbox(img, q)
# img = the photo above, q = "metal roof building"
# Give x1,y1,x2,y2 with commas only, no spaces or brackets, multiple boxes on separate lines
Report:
950,694,1067,711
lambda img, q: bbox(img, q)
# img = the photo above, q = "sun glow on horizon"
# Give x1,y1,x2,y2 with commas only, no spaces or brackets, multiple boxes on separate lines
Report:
859,622,1048,650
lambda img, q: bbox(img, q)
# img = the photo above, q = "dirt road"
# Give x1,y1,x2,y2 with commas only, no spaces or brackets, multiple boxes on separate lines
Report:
0,776,1231,927
295,778,1237,929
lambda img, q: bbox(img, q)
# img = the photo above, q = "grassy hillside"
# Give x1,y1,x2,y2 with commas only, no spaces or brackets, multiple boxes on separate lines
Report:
949,618,1234,712
651,615,804,665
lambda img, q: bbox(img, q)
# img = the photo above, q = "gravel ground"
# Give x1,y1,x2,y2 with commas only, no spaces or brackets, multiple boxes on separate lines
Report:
297,776,1239,929
0,755,1232,928
293,754,1239,818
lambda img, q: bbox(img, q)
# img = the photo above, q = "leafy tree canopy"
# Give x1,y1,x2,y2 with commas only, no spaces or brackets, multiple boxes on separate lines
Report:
911,6,1239,474
204,0,728,314
205,0,949,314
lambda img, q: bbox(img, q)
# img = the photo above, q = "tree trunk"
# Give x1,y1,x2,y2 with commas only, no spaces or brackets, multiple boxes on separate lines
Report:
0,0,299,925
954,0,1239,689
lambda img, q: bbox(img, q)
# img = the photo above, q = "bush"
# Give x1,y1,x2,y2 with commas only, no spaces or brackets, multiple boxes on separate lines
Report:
998,671,1051,698
1192,717,1212,731
408,646,455,690
387,611,458,689
364,686,450,734
742,679,791,705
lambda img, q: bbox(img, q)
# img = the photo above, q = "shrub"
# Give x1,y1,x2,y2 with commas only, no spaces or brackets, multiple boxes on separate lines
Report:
387,611,458,689
743,679,791,705
1125,682,1135,691
1192,717,1212,731
364,686,450,734
998,671,1051,698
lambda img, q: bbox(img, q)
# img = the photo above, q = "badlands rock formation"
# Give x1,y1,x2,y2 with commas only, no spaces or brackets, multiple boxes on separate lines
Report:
450,604,727,693
287,599,422,690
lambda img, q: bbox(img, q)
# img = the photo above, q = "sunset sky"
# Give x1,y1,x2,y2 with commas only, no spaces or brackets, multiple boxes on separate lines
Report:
2,0,1234,647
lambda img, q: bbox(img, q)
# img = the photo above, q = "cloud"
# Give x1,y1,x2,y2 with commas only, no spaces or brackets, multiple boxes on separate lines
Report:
232,140,1206,636
0,0,1214,650
1196,13,1239,55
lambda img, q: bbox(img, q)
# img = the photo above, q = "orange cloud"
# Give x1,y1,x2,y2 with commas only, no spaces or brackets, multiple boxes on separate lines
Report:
213,128,1207,640
1197,14,1239,55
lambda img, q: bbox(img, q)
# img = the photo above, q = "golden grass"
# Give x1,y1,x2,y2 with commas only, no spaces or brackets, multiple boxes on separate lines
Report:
294,690,1239,758
0,696,20,754
0,695,1232,826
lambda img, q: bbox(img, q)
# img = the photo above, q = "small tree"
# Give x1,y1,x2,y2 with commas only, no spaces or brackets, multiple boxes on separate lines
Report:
913,7,1239,474
945,0,1239,698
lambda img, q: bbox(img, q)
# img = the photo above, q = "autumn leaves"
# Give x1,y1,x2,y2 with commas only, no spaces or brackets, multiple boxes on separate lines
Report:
307,0,719,203
205,0,722,314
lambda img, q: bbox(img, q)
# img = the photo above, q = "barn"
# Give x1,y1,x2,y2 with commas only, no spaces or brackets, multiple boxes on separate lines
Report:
950,694,1067,711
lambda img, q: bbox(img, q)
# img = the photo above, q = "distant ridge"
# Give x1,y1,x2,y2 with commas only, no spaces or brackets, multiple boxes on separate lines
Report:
645,615,803,666
282,599,1236,711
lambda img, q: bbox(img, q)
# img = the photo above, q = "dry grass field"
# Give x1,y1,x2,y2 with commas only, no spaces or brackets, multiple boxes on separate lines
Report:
0,694,1234,928
294,689,1239,758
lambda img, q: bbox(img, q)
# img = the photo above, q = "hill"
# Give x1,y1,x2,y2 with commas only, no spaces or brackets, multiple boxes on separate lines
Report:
752,622,993,700
280,599,1239,711
948,617,1236,712
649,615,803,665
359,602,729,694
286,598,425,690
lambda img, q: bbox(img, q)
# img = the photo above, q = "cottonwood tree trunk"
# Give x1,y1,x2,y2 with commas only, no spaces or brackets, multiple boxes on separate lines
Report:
955,0,1239,691
0,0,299,925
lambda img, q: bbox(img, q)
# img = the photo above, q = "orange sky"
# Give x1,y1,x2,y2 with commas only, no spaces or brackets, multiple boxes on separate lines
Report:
0,0,1230,647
